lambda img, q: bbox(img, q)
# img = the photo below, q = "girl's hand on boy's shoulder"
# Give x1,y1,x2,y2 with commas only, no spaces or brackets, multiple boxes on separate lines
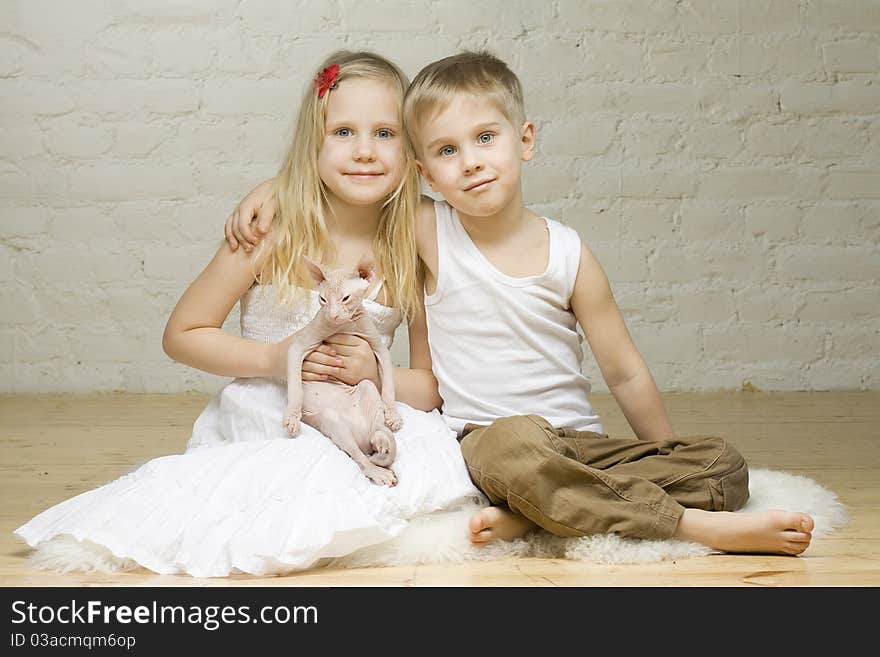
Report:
225,178,277,253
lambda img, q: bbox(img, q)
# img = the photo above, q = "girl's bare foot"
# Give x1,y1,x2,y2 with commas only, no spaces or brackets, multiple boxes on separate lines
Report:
468,506,537,545
674,509,814,555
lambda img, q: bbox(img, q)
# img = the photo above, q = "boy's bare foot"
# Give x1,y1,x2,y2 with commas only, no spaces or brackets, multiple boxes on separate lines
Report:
674,509,814,555
469,506,537,545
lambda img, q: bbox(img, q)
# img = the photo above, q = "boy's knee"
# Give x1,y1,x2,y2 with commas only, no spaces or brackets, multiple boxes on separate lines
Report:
703,438,749,511
460,415,552,480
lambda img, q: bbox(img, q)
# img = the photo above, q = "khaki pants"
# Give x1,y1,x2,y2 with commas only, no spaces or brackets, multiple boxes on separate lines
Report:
459,415,750,540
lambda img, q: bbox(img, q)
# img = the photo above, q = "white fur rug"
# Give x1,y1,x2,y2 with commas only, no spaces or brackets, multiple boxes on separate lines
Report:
28,469,848,575
329,468,849,568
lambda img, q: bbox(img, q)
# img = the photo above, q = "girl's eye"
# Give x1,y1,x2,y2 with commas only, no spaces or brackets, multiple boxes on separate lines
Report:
342,295,351,302
319,296,326,304
335,128,352,137
376,129,392,139
478,133,493,144
440,145,456,157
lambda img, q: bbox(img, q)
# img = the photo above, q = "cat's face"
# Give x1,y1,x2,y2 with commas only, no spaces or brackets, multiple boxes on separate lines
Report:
303,256,374,325
317,272,370,324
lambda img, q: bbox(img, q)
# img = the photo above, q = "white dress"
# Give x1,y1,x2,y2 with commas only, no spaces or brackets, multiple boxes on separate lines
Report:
15,284,483,577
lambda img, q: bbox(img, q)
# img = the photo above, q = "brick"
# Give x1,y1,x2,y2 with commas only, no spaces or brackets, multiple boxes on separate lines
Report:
614,285,676,323
777,245,879,281
696,168,823,200
622,120,684,160
651,245,769,282
630,324,703,363
645,40,709,79
581,38,644,79
806,1,880,33
0,288,39,324
153,29,216,76
745,123,800,157
745,205,800,241
0,207,49,239
710,37,821,77
735,286,799,322
704,325,824,362
801,122,867,159
688,123,742,159
677,290,736,323
827,170,880,200
540,119,617,157
0,121,44,158
781,80,880,114
77,80,199,115
48,208,114,242
825,324,880,360
561,200,620,241
82,27,153,79
115,0,241,25
523,159,578,203
822,39,880,73
143,245,215,281
621,200,677,239
0,245,11,281
804,361,871,390
0,329,13,363
69,164,196,203
801,205,868,242
340,0,431,32
556,0,676,33
801,288,880,321
613,83,697,115
680,202,743,241
45,119,114,159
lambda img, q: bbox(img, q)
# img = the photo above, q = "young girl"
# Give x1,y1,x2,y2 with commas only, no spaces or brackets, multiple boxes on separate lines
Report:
14,51,483,577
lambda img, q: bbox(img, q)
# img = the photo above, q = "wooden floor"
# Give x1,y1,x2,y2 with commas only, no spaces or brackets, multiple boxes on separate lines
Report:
1,392,878,587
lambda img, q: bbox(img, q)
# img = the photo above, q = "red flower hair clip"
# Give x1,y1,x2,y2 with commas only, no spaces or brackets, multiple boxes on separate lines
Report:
314,64,340,99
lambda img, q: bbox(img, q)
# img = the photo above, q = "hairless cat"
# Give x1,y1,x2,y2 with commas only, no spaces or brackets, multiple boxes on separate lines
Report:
283,257,402,486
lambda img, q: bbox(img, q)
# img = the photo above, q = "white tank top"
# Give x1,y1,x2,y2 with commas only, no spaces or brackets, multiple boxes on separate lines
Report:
424,200,603,435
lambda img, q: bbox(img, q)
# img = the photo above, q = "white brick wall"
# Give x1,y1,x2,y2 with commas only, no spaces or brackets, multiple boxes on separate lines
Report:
1,1,877,393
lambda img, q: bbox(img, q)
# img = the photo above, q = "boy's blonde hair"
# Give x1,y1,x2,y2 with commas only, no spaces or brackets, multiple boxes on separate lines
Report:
260,50,421,320
403,51,526,154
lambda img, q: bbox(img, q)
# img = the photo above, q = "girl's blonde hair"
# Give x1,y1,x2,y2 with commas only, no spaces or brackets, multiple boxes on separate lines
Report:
260,50,421,320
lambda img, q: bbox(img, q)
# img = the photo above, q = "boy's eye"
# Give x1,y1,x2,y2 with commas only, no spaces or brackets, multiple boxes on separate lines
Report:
342,295,351,302
376,129,393,139
478,132,493,144
335,128,352,137
440,145,456,157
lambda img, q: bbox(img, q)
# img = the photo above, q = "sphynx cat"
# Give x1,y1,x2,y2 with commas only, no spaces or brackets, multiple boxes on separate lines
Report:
283,256,402,486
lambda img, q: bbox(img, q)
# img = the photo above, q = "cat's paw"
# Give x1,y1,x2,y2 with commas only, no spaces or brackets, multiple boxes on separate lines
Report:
383,404,402,431
283,408,302,436
362,463,398,487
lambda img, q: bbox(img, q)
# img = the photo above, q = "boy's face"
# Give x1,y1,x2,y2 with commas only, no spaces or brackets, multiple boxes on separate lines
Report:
414,94,534,218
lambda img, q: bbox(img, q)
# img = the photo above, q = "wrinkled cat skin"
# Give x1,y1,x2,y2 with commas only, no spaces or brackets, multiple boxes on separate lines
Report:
284,257,401,486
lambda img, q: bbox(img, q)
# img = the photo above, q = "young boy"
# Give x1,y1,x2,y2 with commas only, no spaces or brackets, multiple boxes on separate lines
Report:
225,52,814,556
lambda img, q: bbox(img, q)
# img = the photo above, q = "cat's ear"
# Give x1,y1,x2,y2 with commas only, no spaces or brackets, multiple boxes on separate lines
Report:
355,254,376,285
302,256,327,286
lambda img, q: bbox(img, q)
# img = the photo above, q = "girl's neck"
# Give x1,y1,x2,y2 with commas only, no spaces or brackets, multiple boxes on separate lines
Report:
325,194,382,242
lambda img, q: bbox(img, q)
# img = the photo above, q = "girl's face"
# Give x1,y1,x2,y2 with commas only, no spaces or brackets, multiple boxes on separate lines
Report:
317,77,406,208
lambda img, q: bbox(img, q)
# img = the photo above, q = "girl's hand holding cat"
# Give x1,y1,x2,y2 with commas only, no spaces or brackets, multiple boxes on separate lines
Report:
308,334,380,387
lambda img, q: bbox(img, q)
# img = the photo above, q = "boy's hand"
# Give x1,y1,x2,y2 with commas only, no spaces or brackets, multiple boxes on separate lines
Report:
302,334,380,386
225,178,277,253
